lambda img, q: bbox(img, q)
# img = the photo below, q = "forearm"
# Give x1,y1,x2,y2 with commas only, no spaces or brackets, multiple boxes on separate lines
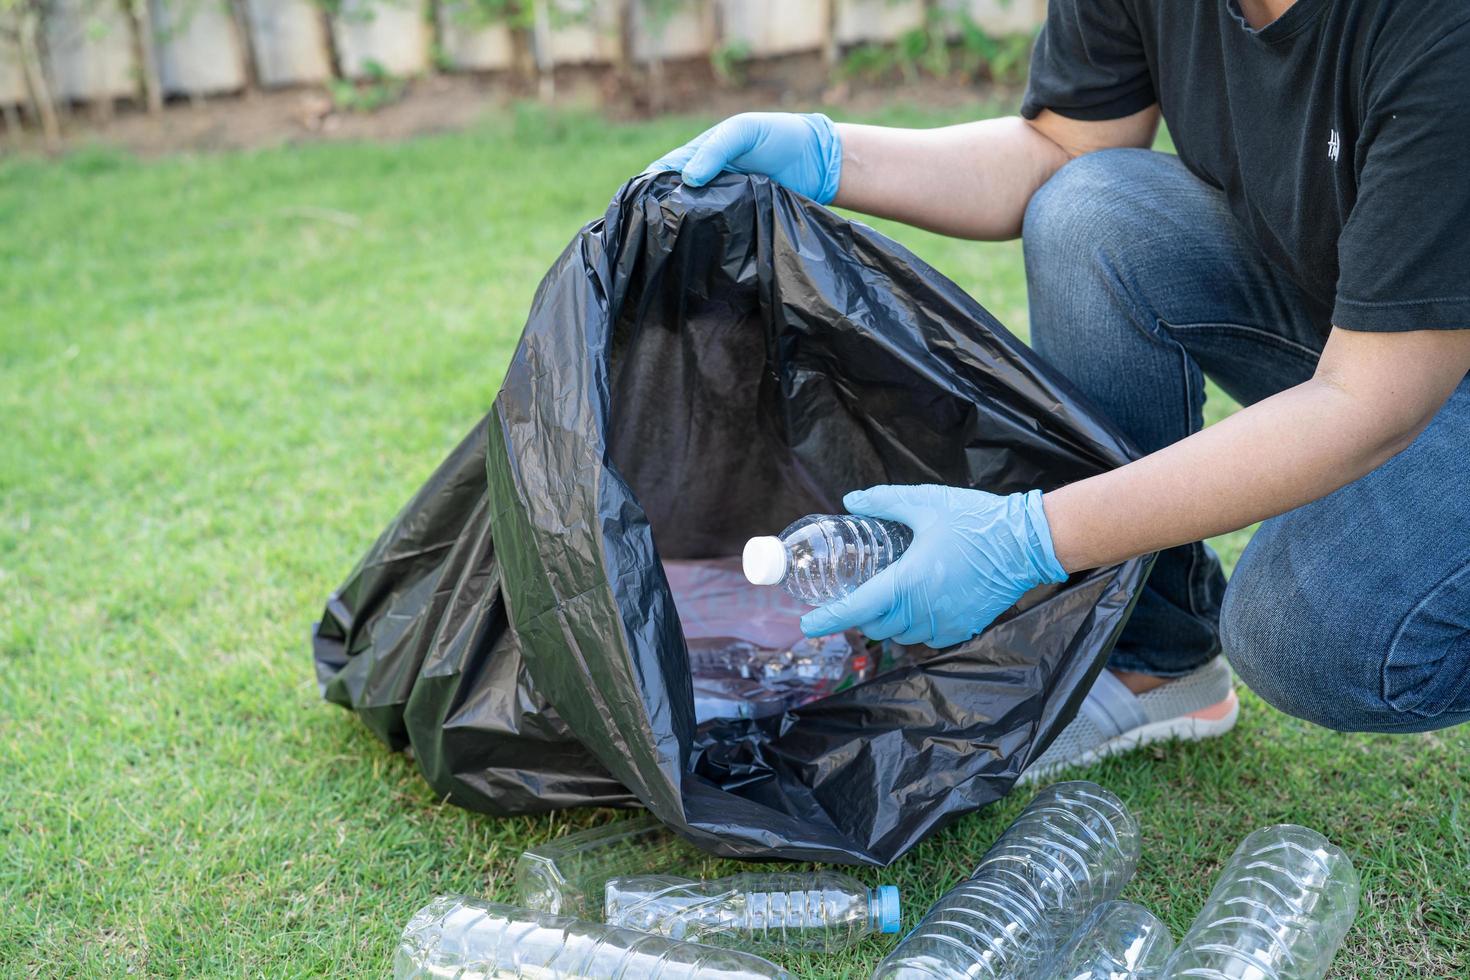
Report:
1044,326,1470,571
1044,377,1428,571
833,118,1070,240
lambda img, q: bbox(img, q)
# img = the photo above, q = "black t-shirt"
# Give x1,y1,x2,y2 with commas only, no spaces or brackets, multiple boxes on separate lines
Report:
1022,0,1470,333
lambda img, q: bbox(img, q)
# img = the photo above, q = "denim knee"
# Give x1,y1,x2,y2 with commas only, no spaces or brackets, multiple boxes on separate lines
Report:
1023,148,1155,275
1023,149,1192,366
1220,548,1367,731
1222,523,1470,734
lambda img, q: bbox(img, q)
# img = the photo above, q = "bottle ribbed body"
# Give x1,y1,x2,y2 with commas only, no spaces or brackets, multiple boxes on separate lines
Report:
970,781,1142,936
604,871,895,953
1037,900,1175,979
774,514,912,605
1161,825,1359,980
393,896,791,980
513,816,700,920
874,781,1142,980
873,874,1061,979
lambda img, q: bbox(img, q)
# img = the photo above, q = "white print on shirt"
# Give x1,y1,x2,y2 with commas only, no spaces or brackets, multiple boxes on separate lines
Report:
1328,128,1341,162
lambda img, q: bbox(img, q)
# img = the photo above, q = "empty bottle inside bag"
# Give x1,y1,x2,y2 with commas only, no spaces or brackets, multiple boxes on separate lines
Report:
669,555,921,725
310,172,1152,865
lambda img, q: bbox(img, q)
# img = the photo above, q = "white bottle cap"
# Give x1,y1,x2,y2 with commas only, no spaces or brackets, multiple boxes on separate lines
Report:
743,536,788,585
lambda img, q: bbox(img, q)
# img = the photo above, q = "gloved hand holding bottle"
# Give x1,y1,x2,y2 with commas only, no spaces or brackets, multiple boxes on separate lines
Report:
799,485,1069,649
645,111,844,204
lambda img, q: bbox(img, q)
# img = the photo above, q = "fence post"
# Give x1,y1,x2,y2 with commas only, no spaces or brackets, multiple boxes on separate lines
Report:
821,0,837,69
316,0,341,77
612,0,632,82
228,0,261,92
426,0,443,69
121,0,164,112
530,0,552,99
16,5,59,149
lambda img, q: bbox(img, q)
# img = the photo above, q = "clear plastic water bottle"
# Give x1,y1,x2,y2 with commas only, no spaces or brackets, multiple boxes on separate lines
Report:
967,781,1142,936
394,896,791,979
873,781,1142,980
1161,825,1359,980
603,871,901,953
743,514,912,605
689,633,875,724
872,875,1058,980
514,816,704,920
1037,901,1175,979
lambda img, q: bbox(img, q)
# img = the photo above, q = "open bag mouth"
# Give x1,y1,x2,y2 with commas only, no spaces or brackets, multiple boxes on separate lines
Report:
316,172,1152,865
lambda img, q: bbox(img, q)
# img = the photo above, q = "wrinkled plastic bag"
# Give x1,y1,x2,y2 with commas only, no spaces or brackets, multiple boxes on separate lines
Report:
664,558,809,651
312,173,1151,865
665,557,874,725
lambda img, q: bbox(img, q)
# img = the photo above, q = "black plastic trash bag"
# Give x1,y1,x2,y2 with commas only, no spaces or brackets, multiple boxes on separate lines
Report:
312,173,1151,865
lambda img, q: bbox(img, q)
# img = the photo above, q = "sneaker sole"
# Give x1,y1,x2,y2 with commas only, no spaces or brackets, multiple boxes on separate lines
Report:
1019,689,1240,785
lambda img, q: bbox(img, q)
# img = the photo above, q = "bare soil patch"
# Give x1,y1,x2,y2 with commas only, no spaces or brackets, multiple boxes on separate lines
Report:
1,55,1011,158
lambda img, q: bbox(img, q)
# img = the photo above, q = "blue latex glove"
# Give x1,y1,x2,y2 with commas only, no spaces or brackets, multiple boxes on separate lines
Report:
800,485,1069,649
645,112,843,204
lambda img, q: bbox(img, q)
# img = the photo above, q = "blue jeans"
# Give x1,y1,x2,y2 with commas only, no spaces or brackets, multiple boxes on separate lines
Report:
1022,148,1470,734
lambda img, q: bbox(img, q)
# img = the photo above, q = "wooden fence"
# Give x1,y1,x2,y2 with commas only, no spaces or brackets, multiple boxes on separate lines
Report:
0,0,1043,111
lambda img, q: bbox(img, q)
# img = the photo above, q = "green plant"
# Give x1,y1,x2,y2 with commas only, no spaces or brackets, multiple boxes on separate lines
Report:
640,0,687,35
443,0,592,30
546,0,593,28
448,0,525,28
838,41,899,83
893,21,929,83
327,58,407,112
955,12,1031,86
838,7,1033,88
1,0,64,147
920,3,957,80
709,38,751,88
430,40,454,73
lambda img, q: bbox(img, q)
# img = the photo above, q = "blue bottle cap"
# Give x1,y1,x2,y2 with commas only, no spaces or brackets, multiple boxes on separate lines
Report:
876,885,901,933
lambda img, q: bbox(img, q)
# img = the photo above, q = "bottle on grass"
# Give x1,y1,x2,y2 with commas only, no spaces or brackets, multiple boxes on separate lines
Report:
514,816,703,920
1036,900,1175,979
604,870,901,953
393,896,790,980
873,781,1142,980
1160,824,1359,980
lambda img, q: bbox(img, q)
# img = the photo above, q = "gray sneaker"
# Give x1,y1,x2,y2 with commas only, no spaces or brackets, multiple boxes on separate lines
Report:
1021,656,1239,784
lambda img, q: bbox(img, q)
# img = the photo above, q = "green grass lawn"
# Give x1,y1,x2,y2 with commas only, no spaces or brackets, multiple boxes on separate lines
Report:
2,101,1466,977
